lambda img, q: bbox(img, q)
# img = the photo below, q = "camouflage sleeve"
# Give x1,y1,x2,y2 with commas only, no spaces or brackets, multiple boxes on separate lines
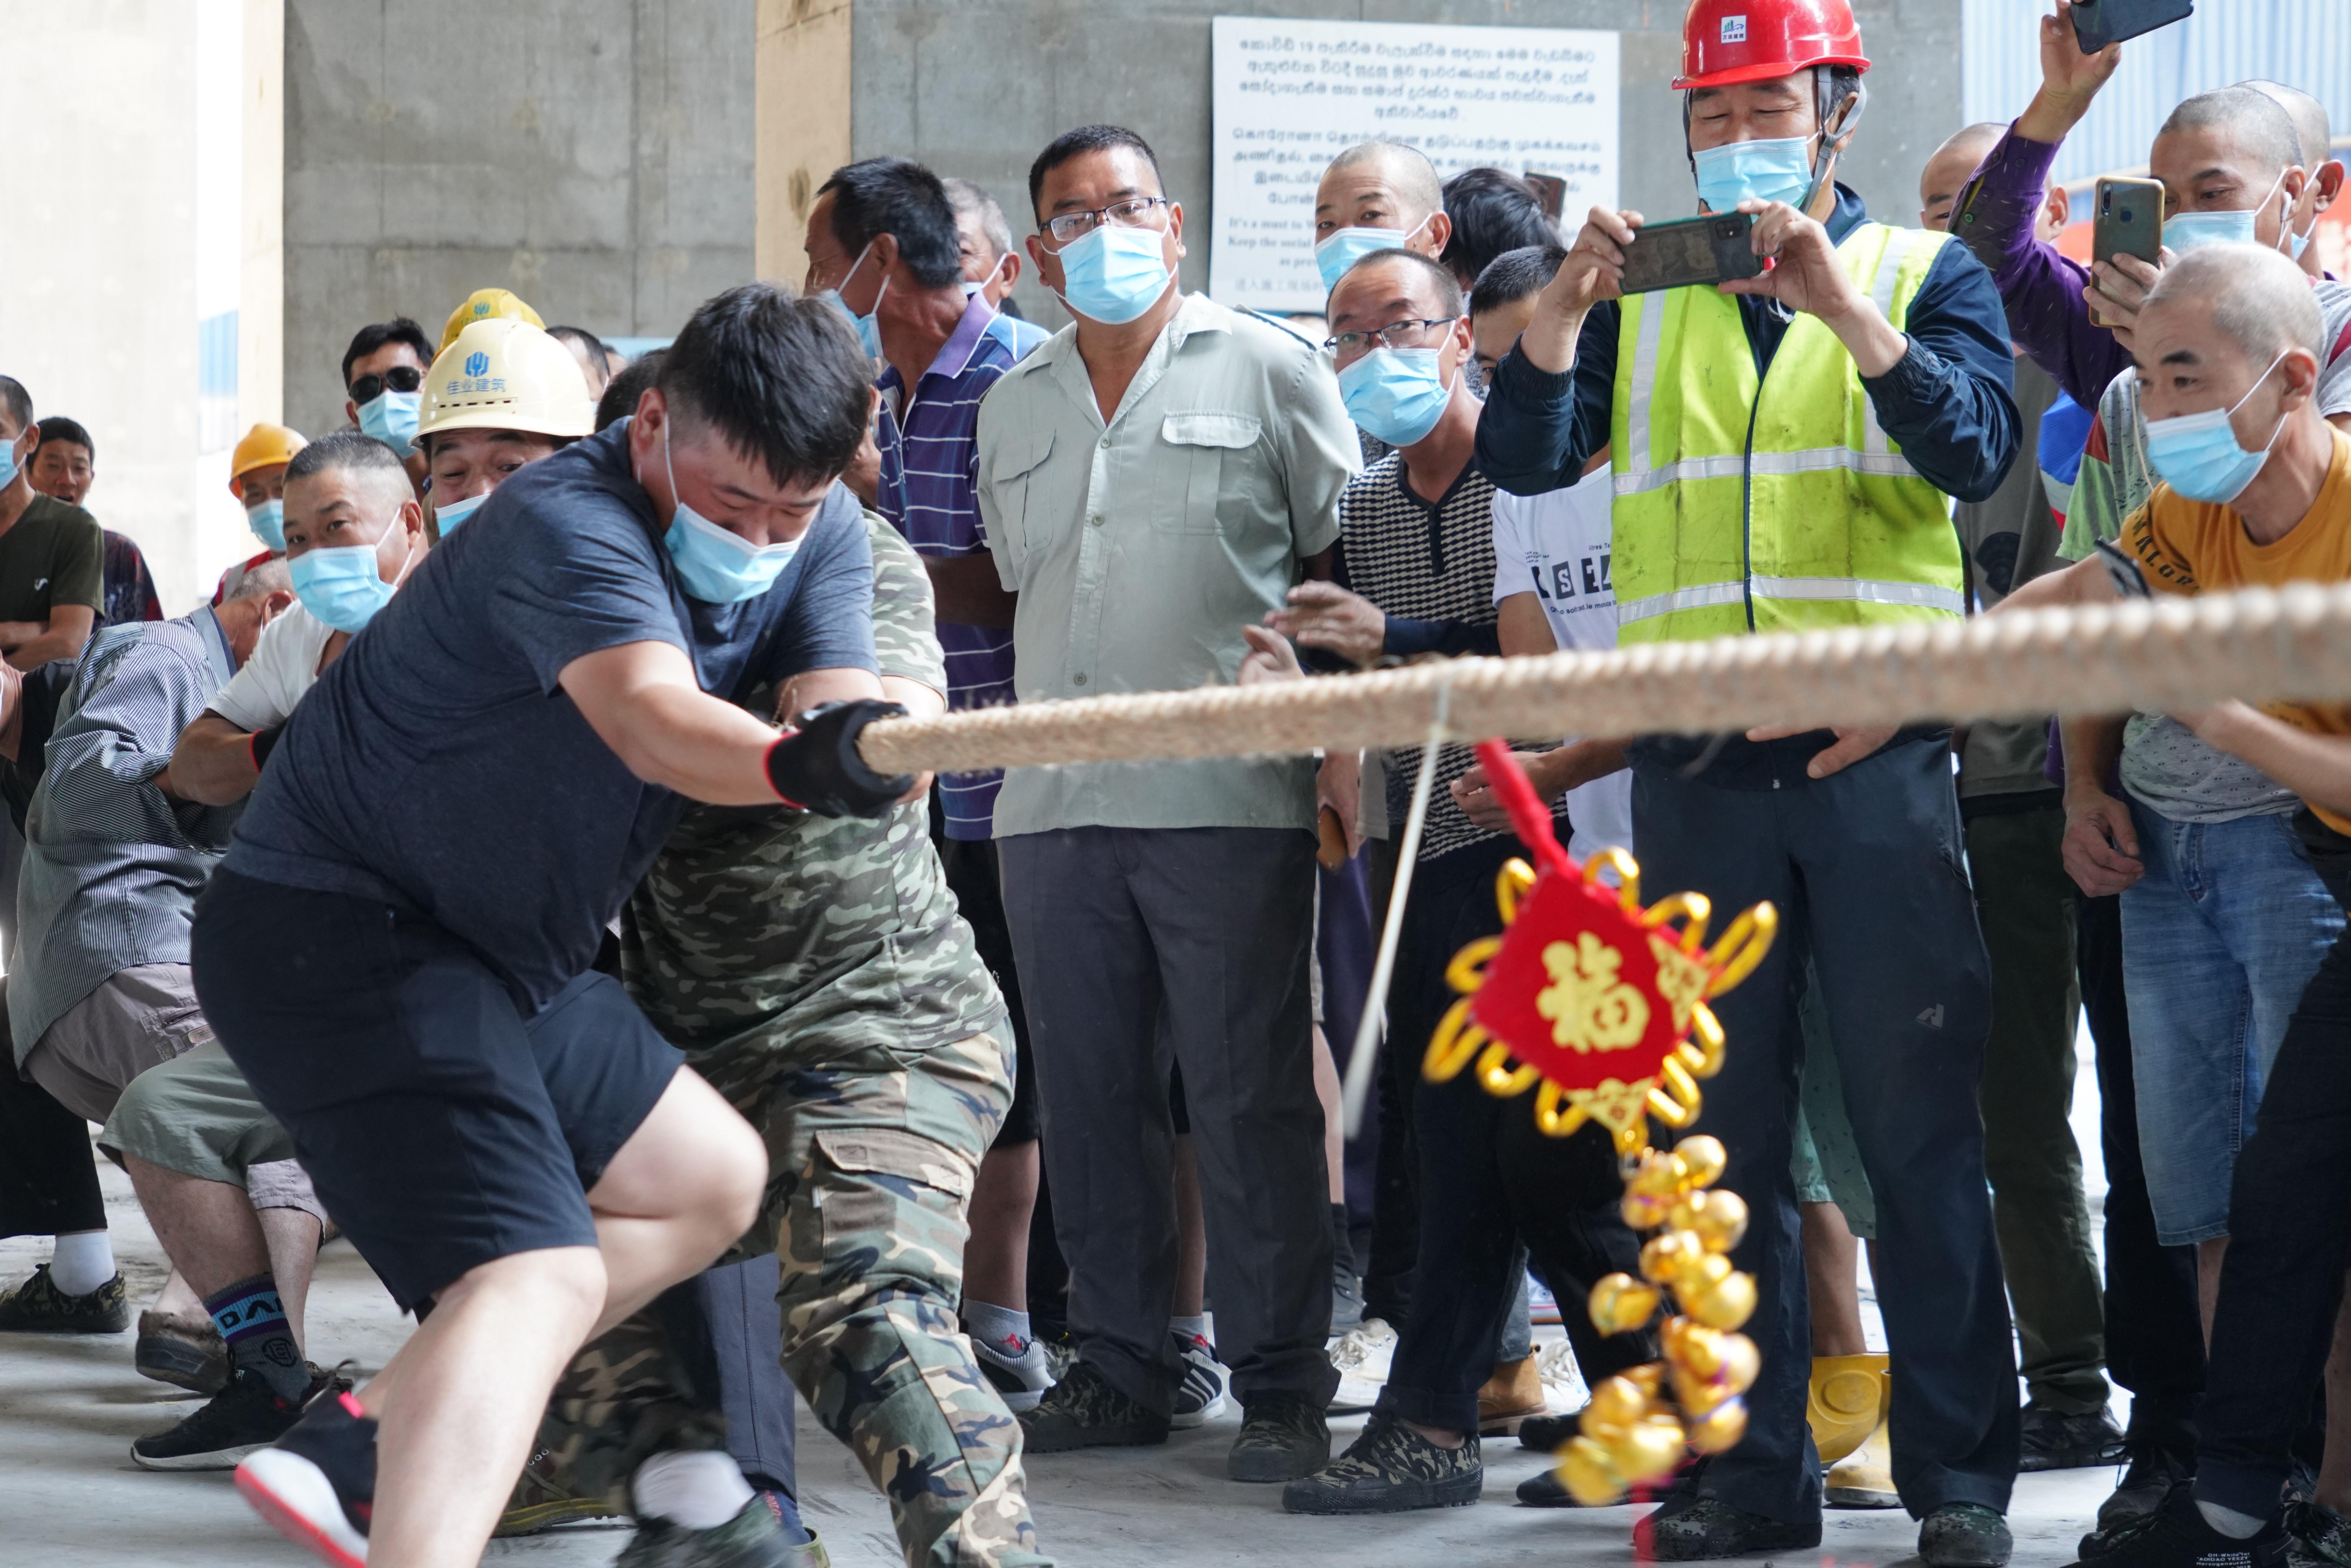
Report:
865,511,949,696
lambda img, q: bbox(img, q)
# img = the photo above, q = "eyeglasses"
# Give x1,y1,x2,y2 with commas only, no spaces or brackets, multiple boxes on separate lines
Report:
348,366,423,403
1325,317,1459,359
1041,196,1171,246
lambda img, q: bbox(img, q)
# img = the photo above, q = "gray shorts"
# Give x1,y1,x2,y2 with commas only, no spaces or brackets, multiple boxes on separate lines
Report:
98,1040,323,1221
22,963,208,1125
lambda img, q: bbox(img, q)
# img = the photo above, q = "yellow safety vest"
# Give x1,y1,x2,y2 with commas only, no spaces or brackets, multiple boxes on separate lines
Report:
1608,221,1967,645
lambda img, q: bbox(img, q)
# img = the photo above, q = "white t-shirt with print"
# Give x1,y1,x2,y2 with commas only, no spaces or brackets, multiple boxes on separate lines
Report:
205,602,337,731
1491,477,1634,862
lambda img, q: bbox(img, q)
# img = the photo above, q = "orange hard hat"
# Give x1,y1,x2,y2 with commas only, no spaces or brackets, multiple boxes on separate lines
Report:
1675,0,1870,92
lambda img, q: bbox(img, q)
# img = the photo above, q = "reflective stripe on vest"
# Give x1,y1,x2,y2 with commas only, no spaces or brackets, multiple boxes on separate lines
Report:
1608,221,1966,645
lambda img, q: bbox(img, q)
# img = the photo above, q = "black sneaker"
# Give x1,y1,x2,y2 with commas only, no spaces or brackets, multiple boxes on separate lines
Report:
1230,1390,1332,1483
1518,1462,1694,1507
234,1388,376,1568
0,1264,129,1333
2287,1500,2351,1568
2070,1486,2284,1568
1638,1495,1822,1560
617,1496,813,1567
2024,1404,2131,1472
1283,1416,1480,1513
135,1309,228,1394
1921,1503,2015,1568
1519,1412,1576,1453
132,1364,344,1471
1017,1359,1169,1453
2086,1450,2199,1558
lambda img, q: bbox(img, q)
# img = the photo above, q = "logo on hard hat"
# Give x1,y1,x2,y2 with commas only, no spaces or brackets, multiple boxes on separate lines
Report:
465,352,489,377
473,302,490,318
1721,15,1748,42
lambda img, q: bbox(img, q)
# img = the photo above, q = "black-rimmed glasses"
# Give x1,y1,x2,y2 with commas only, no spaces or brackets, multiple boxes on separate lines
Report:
1325,317,1459,358
1041,196,1171,246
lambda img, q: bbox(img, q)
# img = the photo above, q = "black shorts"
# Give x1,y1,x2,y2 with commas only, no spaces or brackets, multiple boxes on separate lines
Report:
191,868,680,1312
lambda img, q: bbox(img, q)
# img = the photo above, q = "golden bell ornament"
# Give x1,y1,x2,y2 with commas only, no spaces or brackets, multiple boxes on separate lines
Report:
1640,1230,1705,1285
1588,1273,1662,1335
1586,1374,1651,1430
1609,1416,1686,1485
1673,1364,1730,1416
1718,1332,1761,1395
1686,1270,1758,1332
1674,1135,1729,1189
1560,1436,1627,1507
1627,1149,1687,1200
1623,1190,1674,1230
1622,1364,1665,1397
1673,1251,1733,1299
1673,1321,1727,1378
1688,1189,1749,1253
1686,1395,1749,1453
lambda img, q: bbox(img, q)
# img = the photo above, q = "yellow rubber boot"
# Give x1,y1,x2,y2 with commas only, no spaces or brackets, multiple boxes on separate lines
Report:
1806,1353,1888,1465
1826,1410,1901,1510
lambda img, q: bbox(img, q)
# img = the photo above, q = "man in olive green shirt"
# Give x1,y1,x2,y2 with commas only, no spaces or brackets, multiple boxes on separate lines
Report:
0,380,102,676
973,124,1358,1484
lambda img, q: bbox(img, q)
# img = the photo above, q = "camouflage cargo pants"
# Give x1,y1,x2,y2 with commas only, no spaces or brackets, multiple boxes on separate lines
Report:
533,1029,1048,1568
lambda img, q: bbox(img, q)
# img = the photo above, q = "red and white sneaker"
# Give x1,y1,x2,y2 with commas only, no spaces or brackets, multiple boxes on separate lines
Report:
233,1389,376,1567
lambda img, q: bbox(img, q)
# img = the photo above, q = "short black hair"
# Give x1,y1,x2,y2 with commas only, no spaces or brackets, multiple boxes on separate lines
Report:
656,285,869,490
1470,243,1568,315
1029,124,1163,224
33,415,92,461
286,428,410,489
546,324,610,362
0,376,31,437
1334,247,1466,319
819,158,965,290
1439,168,1558,288
339,318,433,389
595,347,666,433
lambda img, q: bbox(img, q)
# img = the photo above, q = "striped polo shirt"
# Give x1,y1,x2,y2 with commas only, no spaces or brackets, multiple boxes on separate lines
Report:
875,292,1030,840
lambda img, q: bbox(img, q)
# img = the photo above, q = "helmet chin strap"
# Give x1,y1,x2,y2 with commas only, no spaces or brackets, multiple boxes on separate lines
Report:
1801,75,1867,222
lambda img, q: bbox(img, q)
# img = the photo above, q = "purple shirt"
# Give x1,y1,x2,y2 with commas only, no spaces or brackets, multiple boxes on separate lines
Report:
875,292,1024,840
1952,126,2129,410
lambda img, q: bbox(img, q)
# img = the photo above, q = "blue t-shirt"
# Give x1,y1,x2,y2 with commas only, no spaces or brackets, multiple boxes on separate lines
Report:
223,420,879,1010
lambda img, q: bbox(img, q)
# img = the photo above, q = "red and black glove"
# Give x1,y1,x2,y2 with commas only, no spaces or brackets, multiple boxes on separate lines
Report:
763,699,912,817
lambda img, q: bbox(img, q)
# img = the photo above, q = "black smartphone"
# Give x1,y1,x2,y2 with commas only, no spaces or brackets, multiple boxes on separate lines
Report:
1616,213,1765,296
2094,537,2152,599
2071,0,2194,52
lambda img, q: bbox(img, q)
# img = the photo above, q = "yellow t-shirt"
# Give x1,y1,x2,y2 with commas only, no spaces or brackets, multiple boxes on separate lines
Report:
2124,422,2351,832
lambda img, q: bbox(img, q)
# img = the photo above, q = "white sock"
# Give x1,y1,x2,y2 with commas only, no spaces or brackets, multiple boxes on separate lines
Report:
632,1450,755,1531
2196,1500,2268,1540
48,1231,114,1297
1170,1314,1208,1343
963,1299,1030,1353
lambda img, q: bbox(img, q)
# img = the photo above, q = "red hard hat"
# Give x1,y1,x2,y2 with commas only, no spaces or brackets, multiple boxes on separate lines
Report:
1674,0,1870,91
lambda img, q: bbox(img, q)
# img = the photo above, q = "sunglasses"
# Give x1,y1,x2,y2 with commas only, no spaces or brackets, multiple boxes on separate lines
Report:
348,366,424,404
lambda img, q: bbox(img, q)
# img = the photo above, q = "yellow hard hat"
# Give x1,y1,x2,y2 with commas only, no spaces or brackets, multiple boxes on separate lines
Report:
438,288,544,354
227,422,307,498
417,319,596,444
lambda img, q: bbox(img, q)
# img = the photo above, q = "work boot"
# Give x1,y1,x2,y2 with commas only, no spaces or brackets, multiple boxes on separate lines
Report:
135,1308,228,1394
1639,1495,1822,1559
2287,1499,2351,1568
1827,1407,1901,1510
616,1496,811,1567
2082,1448,2196,1558
1806,1353,1889,1466
1920,1503,2015,1568
1229,1390,1330,1482
1476,1354,1547,1437
495,1445,623,1536
1282,1417,1480,1514
0,1263,129,1333
1018,1360,1169,1453
1518,1462,1693,1507
2071,1487,2283,1568
2021,1403,2130,1471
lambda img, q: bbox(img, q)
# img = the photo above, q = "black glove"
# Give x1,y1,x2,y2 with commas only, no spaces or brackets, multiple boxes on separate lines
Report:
250,723,287,770
763,699,912,818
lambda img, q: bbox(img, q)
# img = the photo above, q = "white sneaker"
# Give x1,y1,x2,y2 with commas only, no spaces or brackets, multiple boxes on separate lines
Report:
1171,1332,1230,1429
970,1332,1055,1413
1534,1337,1588,1412
1326,1316,1397,1414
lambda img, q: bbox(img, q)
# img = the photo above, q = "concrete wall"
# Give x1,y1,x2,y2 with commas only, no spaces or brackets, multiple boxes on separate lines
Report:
825,0,1966,330
280,0,757,439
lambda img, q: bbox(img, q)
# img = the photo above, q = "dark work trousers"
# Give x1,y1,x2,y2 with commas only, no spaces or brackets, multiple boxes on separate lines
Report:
998,824,1336,1415
694,1254,797,1497
2195,817,2351,1519
1377,836,1654,1434
0,1066,105,1240
1966,803,2109,1415
1359,834,1422,1328
2078,894,2204,1463
1634,733,2017,1524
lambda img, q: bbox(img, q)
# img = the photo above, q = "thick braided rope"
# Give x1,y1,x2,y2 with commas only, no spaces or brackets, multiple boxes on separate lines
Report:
856,583,2351,776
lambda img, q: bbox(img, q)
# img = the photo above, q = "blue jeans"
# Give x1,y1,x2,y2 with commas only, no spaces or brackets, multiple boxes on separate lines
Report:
2121,801,2344,1245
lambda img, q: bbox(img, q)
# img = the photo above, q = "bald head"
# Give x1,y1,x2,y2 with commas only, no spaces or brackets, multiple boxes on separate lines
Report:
2159,86,2304,177
2243,81,2329,171
1315,140,1449,261
1919,122,2009,231
2145,242,2321,368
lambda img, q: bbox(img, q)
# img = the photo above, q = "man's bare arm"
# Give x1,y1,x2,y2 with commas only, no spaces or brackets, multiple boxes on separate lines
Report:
161,713,272,806
1,604,95,672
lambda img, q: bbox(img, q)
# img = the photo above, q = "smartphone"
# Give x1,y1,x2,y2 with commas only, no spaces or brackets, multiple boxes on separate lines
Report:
2094,537,2152,599
2071,0,2194,52
1521,172,1569,225
2091,176,2164,326
1616,213,1765,296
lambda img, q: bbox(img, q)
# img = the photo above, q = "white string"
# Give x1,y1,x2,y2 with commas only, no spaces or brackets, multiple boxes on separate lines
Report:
1341,675,1453,1138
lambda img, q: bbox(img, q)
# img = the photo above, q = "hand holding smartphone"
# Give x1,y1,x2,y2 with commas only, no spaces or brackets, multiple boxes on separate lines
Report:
2070,0,2194,51
1614,213,1766,296
2090,176,2165,328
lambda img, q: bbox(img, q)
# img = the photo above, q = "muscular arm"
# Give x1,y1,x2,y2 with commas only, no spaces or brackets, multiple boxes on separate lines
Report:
0,603,96,672
161,712,270,806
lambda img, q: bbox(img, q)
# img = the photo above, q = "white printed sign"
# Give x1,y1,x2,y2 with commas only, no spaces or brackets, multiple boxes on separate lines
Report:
1210,15,1619,314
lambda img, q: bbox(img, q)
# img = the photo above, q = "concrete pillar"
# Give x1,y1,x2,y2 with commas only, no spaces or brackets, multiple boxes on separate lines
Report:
755,0,855,285
242,0,287,431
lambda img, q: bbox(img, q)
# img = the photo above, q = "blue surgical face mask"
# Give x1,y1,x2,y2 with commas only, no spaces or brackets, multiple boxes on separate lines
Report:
2165,168,2293,258
0,431,23,492
1314,214,1434,294
1693,134,1816,214
2144,350,2292,505
246,498,286,552
1050,221,1174,325
356,388,422,456
815,241,886,359
659,428,802,603
432,491,486,535
291,526,412,633
1338,345,1456,448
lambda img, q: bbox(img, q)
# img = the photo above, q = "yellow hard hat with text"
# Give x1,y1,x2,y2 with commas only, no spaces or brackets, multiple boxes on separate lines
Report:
438,288,544,354
418,319,596,443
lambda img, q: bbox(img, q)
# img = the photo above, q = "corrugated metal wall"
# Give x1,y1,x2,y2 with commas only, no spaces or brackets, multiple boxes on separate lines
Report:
1962,1,2351,182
